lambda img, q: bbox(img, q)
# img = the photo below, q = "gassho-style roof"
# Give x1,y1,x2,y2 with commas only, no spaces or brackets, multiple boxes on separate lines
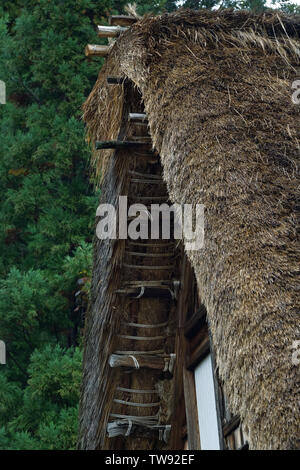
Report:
79,8,300,450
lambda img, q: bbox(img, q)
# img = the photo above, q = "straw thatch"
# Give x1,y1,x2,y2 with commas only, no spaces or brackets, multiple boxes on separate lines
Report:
80,9,300,450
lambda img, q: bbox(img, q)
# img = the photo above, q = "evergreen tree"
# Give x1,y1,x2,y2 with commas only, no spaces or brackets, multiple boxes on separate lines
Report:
0,0,104,450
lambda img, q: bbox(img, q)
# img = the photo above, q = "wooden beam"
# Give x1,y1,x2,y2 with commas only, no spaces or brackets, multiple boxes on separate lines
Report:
183,368,201,450
95,140,150,150
97,25,127,38
184,305,207,338
109,15,137,27
223,415,240,438
186,336,210,370
85,44,112,57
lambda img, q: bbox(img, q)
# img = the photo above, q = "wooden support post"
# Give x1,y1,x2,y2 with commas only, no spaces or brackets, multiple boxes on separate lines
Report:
85,44,112,57
95,140,150,150
109,15,137,27
97,25,128,38
183,368,201,449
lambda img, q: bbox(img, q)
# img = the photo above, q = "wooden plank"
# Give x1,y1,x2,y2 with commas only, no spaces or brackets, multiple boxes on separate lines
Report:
97,25,127,38
209,330,225,450
183,368,201,450
109,15,137,27
169,253,192,449
186,336,210,370
222,415,240,437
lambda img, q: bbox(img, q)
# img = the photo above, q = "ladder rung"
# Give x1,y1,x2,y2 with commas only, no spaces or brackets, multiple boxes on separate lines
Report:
109,15,137,27
85,44,112,57
127,241,174,246
115,287,173,299
95,140,151,150
123,263,174,270
116,387,158,394
129,196,168,202
107,421,171,442
124,280,178,286
125,251,174,258
113,398,160,407
128,113,148,123
127,136,152,143
107,76,125,85
109,353,171,370
128,170,162,179
130,178,163,184
97,25,127,38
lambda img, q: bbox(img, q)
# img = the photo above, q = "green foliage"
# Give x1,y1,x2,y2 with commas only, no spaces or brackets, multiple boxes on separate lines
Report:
0,0,101,450
0,344,81,449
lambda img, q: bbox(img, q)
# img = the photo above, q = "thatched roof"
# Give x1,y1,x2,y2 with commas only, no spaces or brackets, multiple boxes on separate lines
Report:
80,9,300,450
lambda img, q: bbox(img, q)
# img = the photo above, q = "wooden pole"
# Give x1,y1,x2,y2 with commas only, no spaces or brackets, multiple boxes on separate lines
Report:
85,44,112,57
97,25,128,38
109,15,137,27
